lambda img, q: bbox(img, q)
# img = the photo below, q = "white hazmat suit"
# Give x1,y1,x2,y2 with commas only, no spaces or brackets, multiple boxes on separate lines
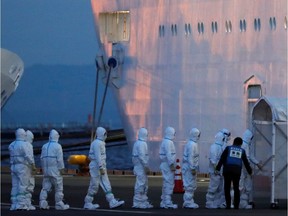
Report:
182,128,201,209
9,128,36,210
25,130,36,210
159,126,177,209
132,127,153,209
240,129,262,209
84,127,125,209
39,129,69,210
205,131,226,209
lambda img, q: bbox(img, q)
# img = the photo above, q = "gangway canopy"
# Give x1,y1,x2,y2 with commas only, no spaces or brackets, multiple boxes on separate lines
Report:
252,96,287,122
252,96,287,208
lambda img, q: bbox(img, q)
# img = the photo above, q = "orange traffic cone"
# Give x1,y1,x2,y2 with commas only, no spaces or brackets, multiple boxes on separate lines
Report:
173,159,184,193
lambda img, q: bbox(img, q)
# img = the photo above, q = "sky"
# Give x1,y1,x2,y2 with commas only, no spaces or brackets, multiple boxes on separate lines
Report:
1,0,97,67
1,0,122,129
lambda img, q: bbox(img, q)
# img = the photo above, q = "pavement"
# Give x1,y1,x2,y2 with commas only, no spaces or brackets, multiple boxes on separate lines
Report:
1,172,287,216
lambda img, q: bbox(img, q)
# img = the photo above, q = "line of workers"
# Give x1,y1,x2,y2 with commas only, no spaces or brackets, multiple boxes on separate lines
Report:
8,126,262,210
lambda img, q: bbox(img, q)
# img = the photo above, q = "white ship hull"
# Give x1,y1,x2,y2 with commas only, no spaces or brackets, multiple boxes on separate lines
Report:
91,0,287,171
1,49,24,109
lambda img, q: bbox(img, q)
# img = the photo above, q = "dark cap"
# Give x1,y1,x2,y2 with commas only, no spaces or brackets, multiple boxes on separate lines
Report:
233,137,243,146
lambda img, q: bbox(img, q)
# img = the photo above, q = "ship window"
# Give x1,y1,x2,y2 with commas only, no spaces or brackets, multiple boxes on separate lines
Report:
9,65,17,74
248,85,262,99
269,17,277,30
254,18,261,31
240,19,247,32
171,24,177,36
225,20,232,33
14,73,20,84
99,11,130,43
159,25,165,37
184,23,192,36
285,16,287,29
211,21,218,33
197,22,204,34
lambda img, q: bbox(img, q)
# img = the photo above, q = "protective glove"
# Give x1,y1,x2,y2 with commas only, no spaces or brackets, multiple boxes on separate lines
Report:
169,164,176,172
59,169,65,175
214,170,220,175
191,169,197,176
100,168,106,175
144,166,150,175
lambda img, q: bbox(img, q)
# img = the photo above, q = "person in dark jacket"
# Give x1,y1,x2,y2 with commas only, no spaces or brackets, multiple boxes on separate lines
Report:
215,137,252,209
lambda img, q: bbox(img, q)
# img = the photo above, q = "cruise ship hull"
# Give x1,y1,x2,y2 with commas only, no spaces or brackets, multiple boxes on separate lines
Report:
91,0,287,172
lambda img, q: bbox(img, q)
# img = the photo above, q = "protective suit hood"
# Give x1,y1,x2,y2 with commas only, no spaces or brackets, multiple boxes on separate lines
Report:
138,128,148,141
15,128,26,140
26,130,34,144
242,129,253,145
96,127,107,141
221,128,231,142
189,128,201,142
49,129,60,142
214,131,225,146
164,127,175,140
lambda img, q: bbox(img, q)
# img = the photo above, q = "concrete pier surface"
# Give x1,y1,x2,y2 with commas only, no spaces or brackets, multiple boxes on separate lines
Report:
1,172,287,216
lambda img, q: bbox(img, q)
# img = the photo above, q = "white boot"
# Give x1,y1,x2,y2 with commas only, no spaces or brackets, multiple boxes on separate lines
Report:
10,204,17,211
15,203,29,211
39,200,50,210
109,199,125,209
84,202,100,210
160,201,178,209
133,201,153,209
183,202,199,209
205,202,218,209
28,205,36,210
218,202,227,209
55,201,69,210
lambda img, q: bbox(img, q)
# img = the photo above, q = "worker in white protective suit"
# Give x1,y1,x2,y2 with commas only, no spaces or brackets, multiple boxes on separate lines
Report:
182,128,201,209
239,129,262,209
9,128,36,210
25,130,36,210
84,127,125,210
220,128,236,206
159,126,178,209
205,131,226,209
39,129,69,210
132,127,153,209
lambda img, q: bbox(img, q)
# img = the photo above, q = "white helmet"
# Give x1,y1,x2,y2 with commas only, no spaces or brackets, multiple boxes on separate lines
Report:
189,128,201,142
164,126,176,140
26,130,34,144
138,127,148,141
49,129,60,142
96,127,107,141
15,128,26,140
